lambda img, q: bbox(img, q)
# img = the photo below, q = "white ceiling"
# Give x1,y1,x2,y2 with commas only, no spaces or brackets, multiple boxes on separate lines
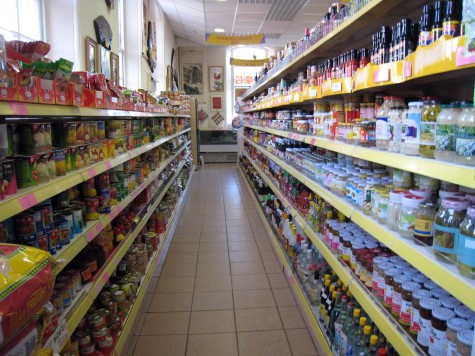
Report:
157,0,334,48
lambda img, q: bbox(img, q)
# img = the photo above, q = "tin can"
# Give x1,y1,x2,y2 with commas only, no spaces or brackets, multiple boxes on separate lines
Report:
76,331,91,346
51,292,63,315
79,343,95,355
91,326,110,343
98,335,114,352
60,209,75,238
15,212,36,235
97,121,105,140
20,123,52,154
99,188,111,214
53,148,66,176
71,205,83,233
85,198,100,221
47,228,60,254
89,121,98,143
1,159,17,195
36,230,48,251
55,220,70,246
88,313,106,331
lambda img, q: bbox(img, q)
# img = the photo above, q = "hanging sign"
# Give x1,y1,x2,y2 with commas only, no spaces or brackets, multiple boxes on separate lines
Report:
205,33,265,46
232,117,243,129
230,58,269,66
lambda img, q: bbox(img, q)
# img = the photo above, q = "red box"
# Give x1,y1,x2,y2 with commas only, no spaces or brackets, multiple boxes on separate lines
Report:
0,71,19,101
69,82,83,106
54,79,71,105
38,79,55,104
17,74,39,103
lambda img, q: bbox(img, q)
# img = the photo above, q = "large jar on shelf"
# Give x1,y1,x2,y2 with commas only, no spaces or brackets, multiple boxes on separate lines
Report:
429,307,456,356
413,202,437,247
457,206,475,278
435,103,460,162
388,106,406,153
402,101,424,156
392,168,413,190
419,99,441,158
398,195,426,238
455,102,475,166
410,289,433,339
418,298,443,351
376,96,404,150
433,197,468,263
387,190,406,231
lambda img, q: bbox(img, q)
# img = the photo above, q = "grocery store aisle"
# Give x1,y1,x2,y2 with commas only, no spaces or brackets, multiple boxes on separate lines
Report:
125,163,319,356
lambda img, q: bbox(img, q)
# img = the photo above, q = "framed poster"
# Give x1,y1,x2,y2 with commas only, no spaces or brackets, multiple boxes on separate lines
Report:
211,94,222,111
209,66,224,92
100,47,111,80
182,63,203,95
110,52,119,85
85,36,99,74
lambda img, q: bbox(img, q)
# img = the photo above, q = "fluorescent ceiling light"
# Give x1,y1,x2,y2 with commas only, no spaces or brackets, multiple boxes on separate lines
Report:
214,28,225,33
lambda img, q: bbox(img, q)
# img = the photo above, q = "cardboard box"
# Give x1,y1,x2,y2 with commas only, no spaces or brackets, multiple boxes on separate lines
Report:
17,74,39,103
68,82,83,106
82,88,104,108
0,71,19,101
38,79,55,104
54,80,71,105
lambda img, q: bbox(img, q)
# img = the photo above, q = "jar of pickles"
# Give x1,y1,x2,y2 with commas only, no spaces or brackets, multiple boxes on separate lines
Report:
457,206,475,278
435,103,460,162
388,106,406,153
419,99,441,158
433,198,468,263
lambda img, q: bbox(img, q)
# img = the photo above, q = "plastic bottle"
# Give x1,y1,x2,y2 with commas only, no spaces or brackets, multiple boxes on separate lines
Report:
435,103,460,162
402,101,424,155
455,103,475,166
376,97,394,150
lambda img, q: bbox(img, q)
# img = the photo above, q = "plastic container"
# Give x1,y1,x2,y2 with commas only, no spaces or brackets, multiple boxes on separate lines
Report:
376,96,404,150
398,195,426,238
455,103,475,166
435,103,460,162
388,106,405,153
387,190,406,230
413,202,436,246
402,101,424,155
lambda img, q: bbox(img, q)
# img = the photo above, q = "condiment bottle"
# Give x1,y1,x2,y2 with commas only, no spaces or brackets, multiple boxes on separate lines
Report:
457,206,475,278
413,202,437,246
435,103,460,162
402,101,424,156
383,268,399,310
410,289,433,339
429,307,455,356
398,18,414,60
455,102,475,166
431,1,447,42
419,99,441,158
433,197,468,263
442,0,462,37
418,298,442,351
446,318,471,356
419,5,435,46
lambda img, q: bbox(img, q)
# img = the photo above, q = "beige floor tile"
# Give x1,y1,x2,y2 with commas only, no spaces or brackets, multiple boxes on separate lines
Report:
250,219,264,227
228,241,258,252
155,277,195,293
264,259,283,274
168,243,199,254
232,274,270,290
227,225,253,233
188,310,236,334
203,208,225,214
273,288,297,307
194,275,232,292
260,249,278,261
235,307,283,332
257,240,273,250
199,233,227,242
196,262,230,277
237,330,291,356
278,306,307,329
230,250,262,263
227,232,255,242
171,235,200,244
133,335,187,356
164,252,198,265
201,226,226,234
199,241,228,252
268,273,289,289
148,293,193,312
140,312,190,335
147,278,159,294
177,219,202,227
233,289,276,309
254,232,271,241
192,291,234,310
175,226,200,235
160,263,196,278
132,312,147,335
286,328,318,356
197,251,229,263
230,261,266,275
186,333,238,356
226,214,250,221
225,219,250,227
252,225,267,234
201,220,227,227
124,335,138,355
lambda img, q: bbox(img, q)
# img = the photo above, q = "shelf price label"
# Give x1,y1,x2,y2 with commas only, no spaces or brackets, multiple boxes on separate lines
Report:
293,93,300,102
310,138,316,145
86,229,97,242
104,161,113,170
87,168,97,178
46,319,69,353
8,102,28,115
404,61,412,78
96,222,104,233
19,194,38,210
373,68,390,83
309,88,317,98
331,81,342,93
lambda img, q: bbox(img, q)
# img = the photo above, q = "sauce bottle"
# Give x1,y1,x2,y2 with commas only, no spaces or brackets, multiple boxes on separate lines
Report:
431,1,447,42
443,0,462,37
419,5,434,46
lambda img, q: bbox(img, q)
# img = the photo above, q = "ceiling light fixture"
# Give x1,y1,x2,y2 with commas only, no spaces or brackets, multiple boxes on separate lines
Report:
214,28,225,33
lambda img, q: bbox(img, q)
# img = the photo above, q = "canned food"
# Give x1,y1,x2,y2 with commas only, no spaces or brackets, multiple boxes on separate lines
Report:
15,213,36,235
99,188,111,213
75,331,92,346
98,335,114,352
2,159,17,196
79,343,95,355
85,198,100,221
20,123,52,154
14,154,40,188
87,313,106,330
91,326,110,343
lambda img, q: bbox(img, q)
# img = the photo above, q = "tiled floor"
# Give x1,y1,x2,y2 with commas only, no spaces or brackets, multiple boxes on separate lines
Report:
125,163,319,356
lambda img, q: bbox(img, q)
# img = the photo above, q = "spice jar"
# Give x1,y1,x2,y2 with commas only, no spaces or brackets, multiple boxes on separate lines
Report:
417,298,442,351
446,318,471,356
400,281,421,329
434,198,468,263
413,202,437,246
457,206,475,278
387,190,406,230
429,307,456,356
410,289,433,338
391,274,412,318
456,329,473,356
398,195,425,238
383,268,399,310
455,102,475,166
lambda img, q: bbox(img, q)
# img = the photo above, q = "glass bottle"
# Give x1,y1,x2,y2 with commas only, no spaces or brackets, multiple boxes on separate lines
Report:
398,195,426,238
457,206,475,278
419,5,435,46
431,0,447,42
442,0,462,37
413,202,437,246
333,296,349,354
388,106,405,153
375,96,393,150
419,99,441,158
455,103,475,166
340,308,360,356
402,101,424,156
398,18,414,60
435,103,460,162
387,190,405,231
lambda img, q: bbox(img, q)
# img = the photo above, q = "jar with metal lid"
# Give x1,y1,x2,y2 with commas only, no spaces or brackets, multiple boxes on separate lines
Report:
412,273,429,285
387,190,406,231
364,256,374,289
398,195,426,238
440,296,461,311
435,103,460,162
363,178,381,215
446,318,471,356
420,99,442,158
431,287,451,300
457,206,475,278
383,268,400,310
371,256,389,296
350,243,366,273
391,274,412,318
429,307,456,356
388,106,405,153
418,298,442,351
456,329,473,356
400,281,421,328
411,289,433,338
413,202,437,246
376,96,404,150
455,305,475,319
377,262,396,302
434,197,468,263
402,101,424,155
455,103,475,166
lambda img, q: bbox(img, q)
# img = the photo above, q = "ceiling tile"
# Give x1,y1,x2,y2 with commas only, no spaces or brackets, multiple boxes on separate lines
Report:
235,12,266,21
204,2,238,11
236,3,271,13
234,20,263,27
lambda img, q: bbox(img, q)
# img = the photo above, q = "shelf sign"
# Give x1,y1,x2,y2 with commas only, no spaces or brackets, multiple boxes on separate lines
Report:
205,33,265,45
8,102,28,115
19,194,39,210
331,81,342,93
293,93,300,102
404,61,412,78
310,138,316,145
104,161,113,170
455,46,475,67
87,168,97,178
309,88,317,98
96,222,104,233
373,68,390,83
86,229,97,242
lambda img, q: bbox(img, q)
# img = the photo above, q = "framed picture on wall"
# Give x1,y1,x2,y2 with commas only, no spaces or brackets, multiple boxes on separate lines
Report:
100,46,111,80
85,36,99,74
211,94,222,111
110,52,119,85
209,66,224,92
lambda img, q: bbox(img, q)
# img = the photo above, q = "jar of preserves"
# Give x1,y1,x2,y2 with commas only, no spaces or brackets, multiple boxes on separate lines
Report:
387,190,406,231
391,274,412,318
455,103,475,166
456,329,473,356
435,103,460,162
392,168,413,189
400,281,421,328
383,267,400,310
457,206,475,278
429,307,456,356
372,256,389,296
417,298,442,351
446,318,472,356
377,262,396,302
402,101,424,155
433,197,468,263
363,178,381,215
413,202,437,246
410,289,433,338
398,195,426,238
419,99,441,158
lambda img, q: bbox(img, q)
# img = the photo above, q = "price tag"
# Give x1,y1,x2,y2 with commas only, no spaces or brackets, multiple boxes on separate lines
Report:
109,209,118,220
102,272,111,284
293,93,300,102
8,102,28,115
94,282,103,295
19,194,38,210
403,61,412,78
310,138,316,145
96,222,104,232
309,88,317,98
47,319,69,353
373,68,390,83
331,81,342,93
87,168,97,178
104,161,113,170
289,274,295,286
85,229,97,242
455,46,475,66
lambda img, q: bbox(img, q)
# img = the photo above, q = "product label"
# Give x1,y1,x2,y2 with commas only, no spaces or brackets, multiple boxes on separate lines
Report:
428,327,447,356
390,121,403,144
376,117,389,140
410,308,421,334
372,272,379,292
384,285,393,307
442,20,460,37
378,201,388,220
456,126,475,157
458,233,475,267
414,218,434,237
377,279,386,298
342,246,351,263
446,340,457,356
340,330,348,355
334,322,343,349
433,223,458,255
365,272,373,288
420,122,437,146
436,124,457,152
400,299,412,325
398,211,417,234
391,291,402,315
417,316,432,346
419,30,433,46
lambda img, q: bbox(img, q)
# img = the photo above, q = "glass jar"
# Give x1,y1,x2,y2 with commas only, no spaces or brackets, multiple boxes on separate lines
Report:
388,106,405,153
429,307,456,356
378,262,396,302
419,99,441,158
410,289,433,338
446,318,471,356
297,119,310,133
400,281,421,329
377,190,390,224
433,198,469,263
372,256,389,296
418,298,442,351
456,329,473,356
402,101,424,155
455,103,475,166
398,195,426,238
363,179,381,215
457,206,475,278
383,267,400,310
376,96,404,150
441,296,461,310
412,202,437,246
435,103,460,162
391,274,412,318
387,190,406,231
393,168,413,189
